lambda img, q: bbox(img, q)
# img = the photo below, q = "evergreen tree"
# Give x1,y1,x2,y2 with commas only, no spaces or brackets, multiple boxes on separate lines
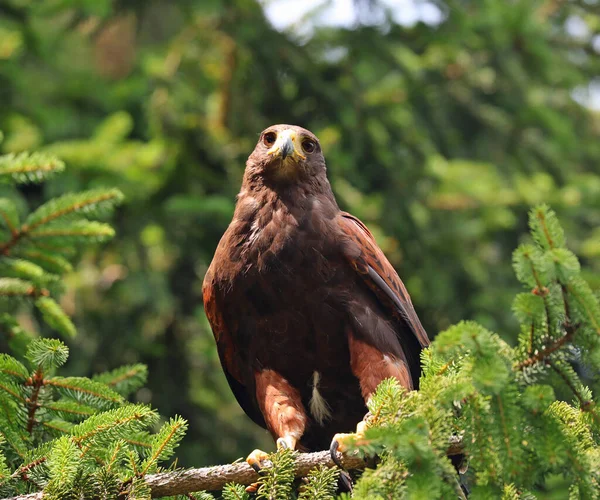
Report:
0,147,188,499
345,205,600,498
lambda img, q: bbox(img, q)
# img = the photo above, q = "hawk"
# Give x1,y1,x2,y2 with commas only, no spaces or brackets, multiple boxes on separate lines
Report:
203,124,430,471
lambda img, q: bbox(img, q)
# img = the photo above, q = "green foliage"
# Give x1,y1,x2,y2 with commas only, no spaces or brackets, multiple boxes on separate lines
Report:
45,436,79,497
25,188,123,230
222,483,250,500
256,448,296,500
139,415,188,475
0,334,190,499
0,147,122,341
0,152,64,184
0,148,190,499
345,205,600,498
26,338,69,371
298,465,339,500
35,298,76,338
93,364,148,398
0,200,19,233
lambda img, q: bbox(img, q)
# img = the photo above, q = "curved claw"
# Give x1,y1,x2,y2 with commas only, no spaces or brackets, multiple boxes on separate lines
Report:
329,436,344,469
277,436,296,451
330,437,354,491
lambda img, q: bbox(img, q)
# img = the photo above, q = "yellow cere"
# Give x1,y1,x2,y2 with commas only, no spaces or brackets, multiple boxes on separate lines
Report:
267,129,306,161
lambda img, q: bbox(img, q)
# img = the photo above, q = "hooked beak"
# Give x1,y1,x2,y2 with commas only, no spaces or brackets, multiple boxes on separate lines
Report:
267,130,306,162
280,136,294,159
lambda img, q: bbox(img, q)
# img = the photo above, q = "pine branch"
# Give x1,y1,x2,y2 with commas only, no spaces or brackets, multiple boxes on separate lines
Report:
495,394,512,460
549,362,595,414
25,369,44,434
0,152,65,184
0,278,49,299
92,364,148,397
28,221,115,243
515,325,576,370
140,416,188,476
0,188,123,255
44,377,123,408
0,199,19,235
0,379,25,402
35,297,76,338
11,457,47,482
16,249,73,275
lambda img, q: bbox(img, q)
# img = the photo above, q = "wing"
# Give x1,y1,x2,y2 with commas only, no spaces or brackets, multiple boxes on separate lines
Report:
338,212,430,350
202,272,266,428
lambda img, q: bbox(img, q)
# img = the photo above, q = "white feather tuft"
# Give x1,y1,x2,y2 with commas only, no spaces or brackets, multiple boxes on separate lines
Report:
309,371,332,425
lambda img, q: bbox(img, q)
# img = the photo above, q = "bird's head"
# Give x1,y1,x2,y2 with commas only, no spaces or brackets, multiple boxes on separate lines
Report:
245,124,326,185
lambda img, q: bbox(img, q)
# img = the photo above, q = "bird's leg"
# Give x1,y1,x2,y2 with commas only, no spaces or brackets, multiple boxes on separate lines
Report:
245,369,306,492
331,330,413,468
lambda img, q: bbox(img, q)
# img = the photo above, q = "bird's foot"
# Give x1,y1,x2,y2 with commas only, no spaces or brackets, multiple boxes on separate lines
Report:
330,420,368,468
245,436,297,493
245,449,269,493
246,449,270,474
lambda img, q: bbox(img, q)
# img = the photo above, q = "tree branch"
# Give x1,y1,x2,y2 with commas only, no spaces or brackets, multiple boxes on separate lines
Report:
515,325,576,370
146,450,366,497
2,441,465,500
25,369,44,434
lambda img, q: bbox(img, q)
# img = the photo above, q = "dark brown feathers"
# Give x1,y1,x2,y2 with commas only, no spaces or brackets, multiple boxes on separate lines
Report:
203,124,430,451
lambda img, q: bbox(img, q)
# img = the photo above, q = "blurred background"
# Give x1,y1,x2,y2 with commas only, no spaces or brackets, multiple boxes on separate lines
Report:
0,0,599,468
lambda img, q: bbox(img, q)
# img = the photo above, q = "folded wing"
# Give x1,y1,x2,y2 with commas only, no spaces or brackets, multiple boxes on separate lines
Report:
338,212,430,383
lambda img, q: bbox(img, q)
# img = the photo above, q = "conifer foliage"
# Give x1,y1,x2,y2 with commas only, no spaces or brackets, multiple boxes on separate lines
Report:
0,147,188,499
349,205,600,498
0,144,123,340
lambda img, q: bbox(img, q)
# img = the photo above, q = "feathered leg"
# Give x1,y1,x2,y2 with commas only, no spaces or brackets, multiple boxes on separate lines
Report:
245,369,307,491
330,331,413,465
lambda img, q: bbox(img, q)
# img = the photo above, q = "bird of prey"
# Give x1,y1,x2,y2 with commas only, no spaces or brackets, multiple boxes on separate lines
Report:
203,124,430,471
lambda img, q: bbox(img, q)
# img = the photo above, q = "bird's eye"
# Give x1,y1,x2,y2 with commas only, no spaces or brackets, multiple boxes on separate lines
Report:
263,132,277,146
302,139,316,153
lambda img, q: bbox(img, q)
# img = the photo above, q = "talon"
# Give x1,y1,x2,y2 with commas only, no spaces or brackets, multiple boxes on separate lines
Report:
329,434,344,469
339,470,354,492
276,436,296,451
246,449,269,474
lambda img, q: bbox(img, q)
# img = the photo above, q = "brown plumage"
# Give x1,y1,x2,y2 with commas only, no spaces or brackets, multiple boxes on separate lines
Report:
203,124,430,455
